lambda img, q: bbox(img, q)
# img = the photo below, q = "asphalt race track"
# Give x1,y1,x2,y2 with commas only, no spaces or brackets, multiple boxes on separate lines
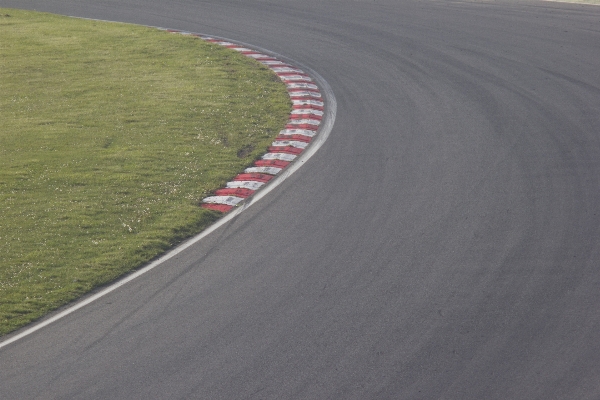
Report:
1,0,600,398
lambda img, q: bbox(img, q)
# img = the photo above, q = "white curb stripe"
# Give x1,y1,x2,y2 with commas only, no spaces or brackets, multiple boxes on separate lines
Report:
262,153,298,162
291,109,324,116
225,181,265,190
244,166,283,175
246,53,274,59
292,99,324,107
289,91,322,98
287,119,321,126
272,140,308,149
271,67,304,73
278,129,317,137
259,60,289,66
202,196,245,206
280,75,313,82
287,83,319,90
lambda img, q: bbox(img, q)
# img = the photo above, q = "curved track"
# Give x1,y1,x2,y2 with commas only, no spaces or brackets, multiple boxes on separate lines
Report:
1,0,600,398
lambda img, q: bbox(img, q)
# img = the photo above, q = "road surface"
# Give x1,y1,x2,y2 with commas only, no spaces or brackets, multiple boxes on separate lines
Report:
1,0,600,398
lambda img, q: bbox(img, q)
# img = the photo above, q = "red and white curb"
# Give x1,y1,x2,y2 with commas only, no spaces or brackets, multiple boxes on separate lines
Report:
0,25,336,349
159,30,327,213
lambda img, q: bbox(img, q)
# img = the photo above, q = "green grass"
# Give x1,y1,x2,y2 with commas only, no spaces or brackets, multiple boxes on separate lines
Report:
0,8,290,336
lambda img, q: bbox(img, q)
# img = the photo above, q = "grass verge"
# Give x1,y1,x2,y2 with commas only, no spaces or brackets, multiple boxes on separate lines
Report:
0,8,290,336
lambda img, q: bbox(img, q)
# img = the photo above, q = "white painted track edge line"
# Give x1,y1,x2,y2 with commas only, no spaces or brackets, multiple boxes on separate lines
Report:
0,27,337,350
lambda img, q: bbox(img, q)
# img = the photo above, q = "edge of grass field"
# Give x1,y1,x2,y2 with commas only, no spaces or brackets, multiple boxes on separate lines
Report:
0,27,337,349
0,10,293,336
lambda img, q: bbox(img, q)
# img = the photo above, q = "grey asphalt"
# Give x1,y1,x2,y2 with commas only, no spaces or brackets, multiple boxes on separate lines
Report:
1,0,600,398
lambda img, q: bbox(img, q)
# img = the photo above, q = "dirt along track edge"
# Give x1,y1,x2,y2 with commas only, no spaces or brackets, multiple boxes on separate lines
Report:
0,22,337,350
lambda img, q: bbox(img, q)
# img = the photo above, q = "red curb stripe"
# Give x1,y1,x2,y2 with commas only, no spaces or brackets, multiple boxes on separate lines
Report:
276,134,312,143
214,188,255,198
288,117,322,123
268,146,304,155
289,95,322,102
282,123,318,129
291,107,323,113
276,72,310,78
201,204,234,212
290,114,323,120
191,34,325,212
233,173,274,183
285,124,319,130
292,104,324,112
288,87,321,93
254,159,291,168
288,114,321,121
